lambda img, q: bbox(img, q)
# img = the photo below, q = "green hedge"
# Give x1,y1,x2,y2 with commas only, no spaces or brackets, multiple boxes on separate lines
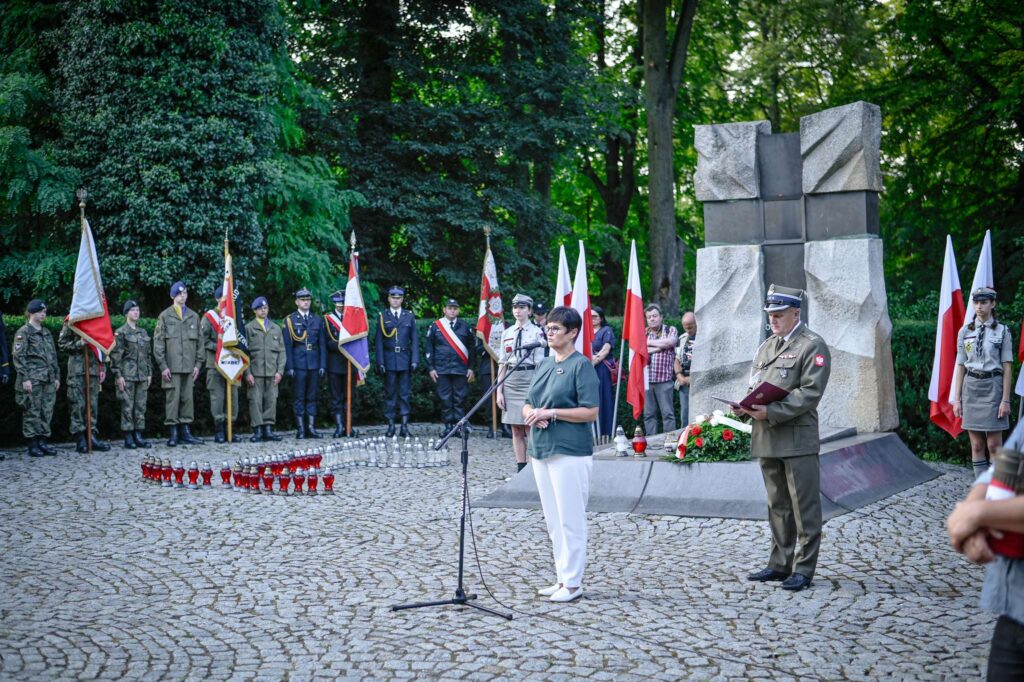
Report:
0,314,1018,461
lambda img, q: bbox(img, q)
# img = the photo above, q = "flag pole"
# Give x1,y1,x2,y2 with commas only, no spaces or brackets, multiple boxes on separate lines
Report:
223,239,234,444
77,190,94,454
346,360,353,436
611,332,626,435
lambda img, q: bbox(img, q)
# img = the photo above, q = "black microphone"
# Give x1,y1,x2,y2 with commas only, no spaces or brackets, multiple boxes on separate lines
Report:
518,340,545,351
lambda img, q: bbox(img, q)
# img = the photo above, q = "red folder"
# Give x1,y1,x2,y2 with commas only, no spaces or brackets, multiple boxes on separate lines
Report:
713,381,789,410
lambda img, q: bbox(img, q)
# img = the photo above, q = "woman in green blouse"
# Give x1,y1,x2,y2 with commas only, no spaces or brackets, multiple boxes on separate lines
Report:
523,306,600,603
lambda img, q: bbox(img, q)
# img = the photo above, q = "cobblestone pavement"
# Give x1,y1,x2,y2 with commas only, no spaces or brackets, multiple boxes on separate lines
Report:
0,425,993,680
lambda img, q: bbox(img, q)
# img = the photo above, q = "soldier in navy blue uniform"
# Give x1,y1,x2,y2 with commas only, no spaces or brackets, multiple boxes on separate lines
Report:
425,299,477,437
283,288,326,439
374,286,419,437
324,290,358,438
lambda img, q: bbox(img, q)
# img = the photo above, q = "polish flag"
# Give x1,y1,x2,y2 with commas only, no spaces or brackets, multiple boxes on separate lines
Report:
951,229,993,403
928,236,965,438
555,244,573,308
569,241,594,358
68,216,115,354
214,241,250,383
622,240,649,419
476,242,505,361
339,251,371,377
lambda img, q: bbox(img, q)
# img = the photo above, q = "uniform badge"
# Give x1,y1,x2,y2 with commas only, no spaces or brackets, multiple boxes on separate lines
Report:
814,354,826,367
780,369,788,378
505,346,513,354
556,368,565,375
964,341,974,354
781,354,797,359
14,341,23,352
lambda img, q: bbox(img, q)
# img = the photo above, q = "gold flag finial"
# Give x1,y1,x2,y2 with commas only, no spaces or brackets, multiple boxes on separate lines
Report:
76,188,87,222
350,230,357,251
483,224,491,248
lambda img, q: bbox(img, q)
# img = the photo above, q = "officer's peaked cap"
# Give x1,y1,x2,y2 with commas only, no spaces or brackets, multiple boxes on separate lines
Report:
294,288,312,299
388,286,405,296
763,284,802,312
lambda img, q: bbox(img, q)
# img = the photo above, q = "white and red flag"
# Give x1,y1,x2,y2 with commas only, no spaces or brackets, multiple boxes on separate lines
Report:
339,251,371,378
952,229,993,403
214,241,249,384
477,240,505,361
928,235,965,438
555,244,573,308
68,215,115,355
569,241,594,358
622,240,649,419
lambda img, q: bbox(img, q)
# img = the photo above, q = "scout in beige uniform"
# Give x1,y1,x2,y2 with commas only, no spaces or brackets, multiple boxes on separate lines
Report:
953,286,1014,479
12,299,60,457
153,280,204,447
496,293,547,472
110,300,153,449
739,285,831,592
245,296,287,442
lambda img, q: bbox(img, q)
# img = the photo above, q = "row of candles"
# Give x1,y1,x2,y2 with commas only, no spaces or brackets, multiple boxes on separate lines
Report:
141,456,336,494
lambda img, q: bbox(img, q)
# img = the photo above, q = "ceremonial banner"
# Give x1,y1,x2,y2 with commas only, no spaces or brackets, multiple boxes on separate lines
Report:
68,216,115,354
555,244,573,308
215,242,250,383
477,242,505,361
569,241,594,358
950,230,993,402
339,252,371,377
928,236,965,438
622,240,649,419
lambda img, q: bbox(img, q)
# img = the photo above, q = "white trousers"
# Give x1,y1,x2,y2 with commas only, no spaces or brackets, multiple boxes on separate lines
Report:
531,454,592,588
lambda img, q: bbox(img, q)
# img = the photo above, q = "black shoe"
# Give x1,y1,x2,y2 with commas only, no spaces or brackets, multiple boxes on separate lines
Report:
747,568,789,582
346,427,359,438
133,430,151,449
486,428,495,439
75,432,89,454
780,574,812,591
295,415,306,440
332,414,344,439
501,425,513,439
306,415,321,439
385,419,396,438
250,426,263,443
27,437,46,458
263,425,282,442
180,424,204,445
166,424,179,447
123,431,137,449
37,438,58,456
399,417,410,438
91,434,111,452
214,422,226,444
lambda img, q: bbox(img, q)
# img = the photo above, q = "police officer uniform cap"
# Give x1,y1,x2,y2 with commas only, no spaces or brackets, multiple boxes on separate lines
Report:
294,288,312,299
170,281,186,297
763,284,802,312
533,302,548,315
251,296,268,310
972,286,997,302
388,286,405,296
123,300,139,314
330,290,345,304
511,293,533,307
444,298,459,307
26,299,46,314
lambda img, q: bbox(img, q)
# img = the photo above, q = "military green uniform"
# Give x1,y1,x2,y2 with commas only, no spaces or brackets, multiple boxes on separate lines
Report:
749,322,831,581
110,323,152,431
245,316,287,427
201,311,239,424
153,304,203,425
58,324,105,436
12,323,59,438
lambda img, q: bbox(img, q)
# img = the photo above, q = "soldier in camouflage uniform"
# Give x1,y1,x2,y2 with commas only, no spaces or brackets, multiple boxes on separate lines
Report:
110,300,153,449
245,296,286,442
58,319,112,453
12,299,60,457
153,281,204,447
201,286,240,444
0,312,11,386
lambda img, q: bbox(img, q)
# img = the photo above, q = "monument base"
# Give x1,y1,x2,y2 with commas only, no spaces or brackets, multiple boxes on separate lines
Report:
474,431,939,520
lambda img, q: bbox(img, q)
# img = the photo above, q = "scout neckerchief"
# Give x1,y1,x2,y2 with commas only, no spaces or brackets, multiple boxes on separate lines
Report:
434,318,469,365
286,313,308,342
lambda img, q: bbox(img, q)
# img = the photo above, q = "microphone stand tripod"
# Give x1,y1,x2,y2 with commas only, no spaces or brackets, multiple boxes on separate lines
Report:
391,347,541,619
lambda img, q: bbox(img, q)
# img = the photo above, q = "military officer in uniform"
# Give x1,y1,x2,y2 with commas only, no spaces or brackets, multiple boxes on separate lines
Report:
374,286,419,437
201,286,240,443
153,281,204,446
12,299,60,457
324,290,357,438
283,287,326,439
245,296,286,442
425,299,477,437
58,318,112,453
739,284,831,592
496,293,547,472
109,300,153,449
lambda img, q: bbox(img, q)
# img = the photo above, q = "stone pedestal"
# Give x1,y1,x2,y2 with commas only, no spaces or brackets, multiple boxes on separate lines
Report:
804,237,899,432
689,245,765,423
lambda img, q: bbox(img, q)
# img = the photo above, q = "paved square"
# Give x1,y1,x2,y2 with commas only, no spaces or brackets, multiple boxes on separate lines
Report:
0,428,991,680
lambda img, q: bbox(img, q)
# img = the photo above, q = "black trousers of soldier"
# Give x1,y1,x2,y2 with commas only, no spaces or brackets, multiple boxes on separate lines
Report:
436,374,469,424
383,370,411,419
327,371,348,417
292,369,319,417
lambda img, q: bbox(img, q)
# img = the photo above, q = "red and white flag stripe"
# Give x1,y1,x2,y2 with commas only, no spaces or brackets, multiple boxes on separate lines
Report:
623,240,649,420
928,235,965,438
569,241,593,358
68,216,115,354
555,244,573,308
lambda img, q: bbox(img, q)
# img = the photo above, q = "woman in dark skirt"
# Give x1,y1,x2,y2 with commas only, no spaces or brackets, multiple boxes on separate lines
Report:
590,306,616,438
953,287,1014,480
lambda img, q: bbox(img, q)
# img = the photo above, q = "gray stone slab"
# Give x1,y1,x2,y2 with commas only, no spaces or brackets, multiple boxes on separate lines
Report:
762,244,807,306
757,132,802,199
801,101,883,194
819,432,938,512
763,198,803,242
633,460,768,518
702,200,762,245
694,120,771,200
805,191,879,240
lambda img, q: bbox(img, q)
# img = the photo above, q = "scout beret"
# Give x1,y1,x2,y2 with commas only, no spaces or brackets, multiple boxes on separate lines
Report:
764,284,802,312
26,299,46,314
388,286,405,296
123,300,139,314
972,286,997,302
533,302,548,315
251,296,268,310
170,281,186,297
511,293,533,307
444,298,459,307
330,290,345,304
294,288,312,299
214,286,224,300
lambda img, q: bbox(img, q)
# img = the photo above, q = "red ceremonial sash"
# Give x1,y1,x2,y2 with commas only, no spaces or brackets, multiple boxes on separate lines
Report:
435,319,469,365
204,310,222,334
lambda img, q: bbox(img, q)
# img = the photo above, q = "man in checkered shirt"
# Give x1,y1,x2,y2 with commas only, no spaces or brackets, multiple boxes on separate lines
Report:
643,304,678,436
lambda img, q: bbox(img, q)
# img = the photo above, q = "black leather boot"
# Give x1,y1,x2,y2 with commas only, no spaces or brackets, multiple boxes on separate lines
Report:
346,426,359,438
75,432,89,454
263,424,282,442
28,437,45,458
133,430,151,448
332,413,344,438
37,438,58,456
228,425,241,443
91,433,111,452
180,424,204,445
486,427,495,439
250,426,263,443
166,424,179,447
123,431,137,449
306,415,321,439
295,415,306,439
399,416,411,438
385,418,396,438
214,422,226,444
